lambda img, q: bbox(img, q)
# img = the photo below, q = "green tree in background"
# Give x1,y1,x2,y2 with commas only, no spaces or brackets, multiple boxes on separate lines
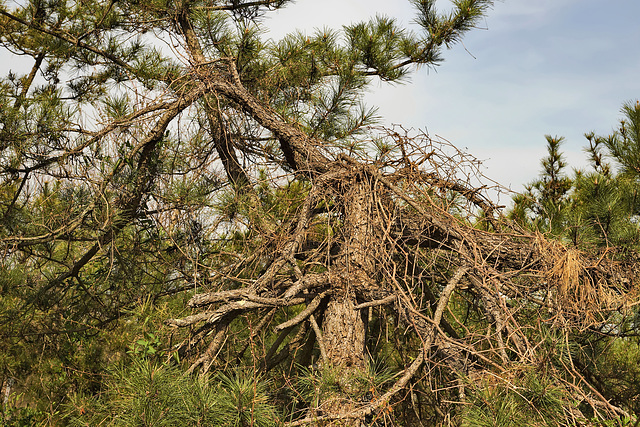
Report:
512,101,640,249
510,100,640,424
510,135,573,234
1,0,639,425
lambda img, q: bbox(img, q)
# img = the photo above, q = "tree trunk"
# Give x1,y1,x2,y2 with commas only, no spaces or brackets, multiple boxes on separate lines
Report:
315,175,376,425
323,295,366,371
318,294,366,426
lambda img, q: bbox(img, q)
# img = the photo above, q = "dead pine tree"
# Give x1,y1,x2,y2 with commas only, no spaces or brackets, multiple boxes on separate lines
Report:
168,114,636,425
168,61,638,424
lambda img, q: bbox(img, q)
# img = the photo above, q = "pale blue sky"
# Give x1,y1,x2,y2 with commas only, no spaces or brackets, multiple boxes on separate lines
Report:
2,0,639,203
267,0,640,202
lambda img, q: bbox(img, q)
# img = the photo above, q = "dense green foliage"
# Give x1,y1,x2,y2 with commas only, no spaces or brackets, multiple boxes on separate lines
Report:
64,359,278,426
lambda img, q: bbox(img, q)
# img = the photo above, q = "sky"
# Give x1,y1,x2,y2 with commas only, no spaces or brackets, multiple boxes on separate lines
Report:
265,0,640,203
2,0,639,204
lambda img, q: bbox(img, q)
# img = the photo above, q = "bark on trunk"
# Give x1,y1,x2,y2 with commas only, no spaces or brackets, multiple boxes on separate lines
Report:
317,294,366,426
314,176,375,425
323,295,366,370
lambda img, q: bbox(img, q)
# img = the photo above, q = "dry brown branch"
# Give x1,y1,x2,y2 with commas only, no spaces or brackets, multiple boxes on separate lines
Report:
309,314,328,364
275,292,328,332
353,294,396,310
186,324,227,375
167,297,305,328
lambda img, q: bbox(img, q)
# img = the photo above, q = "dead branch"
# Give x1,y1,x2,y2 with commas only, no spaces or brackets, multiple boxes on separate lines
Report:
275,292,328,332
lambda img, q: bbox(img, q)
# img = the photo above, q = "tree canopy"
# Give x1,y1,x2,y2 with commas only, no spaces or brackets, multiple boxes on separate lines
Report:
1,0,639,426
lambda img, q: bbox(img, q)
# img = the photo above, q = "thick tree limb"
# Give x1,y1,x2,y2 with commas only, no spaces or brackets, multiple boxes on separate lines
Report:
202,64,329,173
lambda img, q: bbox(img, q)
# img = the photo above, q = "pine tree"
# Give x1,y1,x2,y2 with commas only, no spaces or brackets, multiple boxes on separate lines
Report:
512,101,640,249
1,1,638,425
510,135,573,235
510,100,640,423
